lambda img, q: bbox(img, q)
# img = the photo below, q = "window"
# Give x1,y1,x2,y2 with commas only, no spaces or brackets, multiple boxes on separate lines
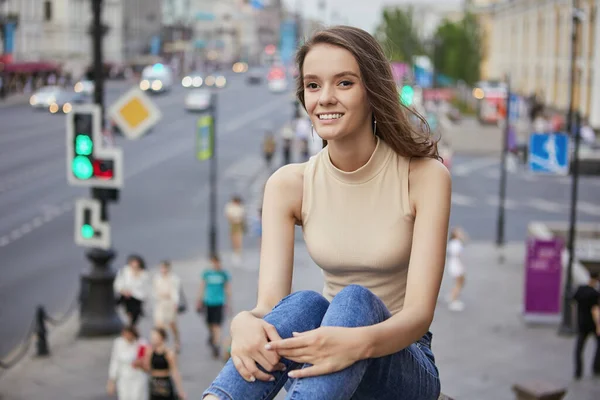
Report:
44,1,52,22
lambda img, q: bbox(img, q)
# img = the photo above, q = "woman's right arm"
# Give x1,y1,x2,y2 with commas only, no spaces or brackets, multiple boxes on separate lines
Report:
229,164,304,382
249,164,304,318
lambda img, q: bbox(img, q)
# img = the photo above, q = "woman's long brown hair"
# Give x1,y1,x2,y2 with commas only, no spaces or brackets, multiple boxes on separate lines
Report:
295,26,439,160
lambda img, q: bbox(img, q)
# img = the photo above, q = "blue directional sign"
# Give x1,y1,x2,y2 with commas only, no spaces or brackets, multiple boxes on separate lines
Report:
528,133,570,175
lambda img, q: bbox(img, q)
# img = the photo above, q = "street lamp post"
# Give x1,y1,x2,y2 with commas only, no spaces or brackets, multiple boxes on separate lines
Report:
558,0,584,335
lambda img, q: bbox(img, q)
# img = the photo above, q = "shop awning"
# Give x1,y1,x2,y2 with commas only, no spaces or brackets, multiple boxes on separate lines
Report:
3,61,60,73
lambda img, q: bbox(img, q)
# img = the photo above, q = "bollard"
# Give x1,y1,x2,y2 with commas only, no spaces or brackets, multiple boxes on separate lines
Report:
512,380,567,400
35,306,50,357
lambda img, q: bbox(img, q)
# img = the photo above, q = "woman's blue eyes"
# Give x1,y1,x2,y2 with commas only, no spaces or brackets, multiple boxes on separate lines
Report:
305,81,353,89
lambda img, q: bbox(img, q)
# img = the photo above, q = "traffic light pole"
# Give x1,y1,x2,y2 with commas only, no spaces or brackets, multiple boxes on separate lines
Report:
79,0,122,337
496,74,510,255
209,92,218,257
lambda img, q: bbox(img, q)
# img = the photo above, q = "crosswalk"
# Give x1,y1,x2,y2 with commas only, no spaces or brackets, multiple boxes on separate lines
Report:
451,192,600,216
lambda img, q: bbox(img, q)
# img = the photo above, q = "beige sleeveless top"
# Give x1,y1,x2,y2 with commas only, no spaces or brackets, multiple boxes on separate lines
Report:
301,138,414,315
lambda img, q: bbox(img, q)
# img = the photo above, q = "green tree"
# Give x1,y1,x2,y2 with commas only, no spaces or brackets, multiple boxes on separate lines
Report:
433,12,482,86
376,7,424,63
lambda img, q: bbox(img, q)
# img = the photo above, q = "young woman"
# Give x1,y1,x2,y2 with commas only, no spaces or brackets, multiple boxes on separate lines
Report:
203,26,451,400
135,328,186,400
106,326,148,400
447,227,467,311
224,196,246,265
153,260,182,352
114,255,150,327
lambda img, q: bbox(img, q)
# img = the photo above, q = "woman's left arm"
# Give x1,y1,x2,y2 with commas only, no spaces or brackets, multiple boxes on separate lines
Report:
359,158,451,358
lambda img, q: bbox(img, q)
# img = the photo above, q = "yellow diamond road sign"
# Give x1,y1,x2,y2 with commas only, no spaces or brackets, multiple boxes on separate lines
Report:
108,87,162,140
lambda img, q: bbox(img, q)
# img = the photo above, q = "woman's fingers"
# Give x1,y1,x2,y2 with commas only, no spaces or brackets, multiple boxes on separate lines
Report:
240,356,274,382
232,356,255,382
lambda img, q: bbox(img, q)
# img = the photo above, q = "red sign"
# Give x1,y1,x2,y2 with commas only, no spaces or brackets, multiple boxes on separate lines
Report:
423,88,455,101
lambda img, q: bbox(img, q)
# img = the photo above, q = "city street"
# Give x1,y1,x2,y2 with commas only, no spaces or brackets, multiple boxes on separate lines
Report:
0,74,296,359
447,118,600,242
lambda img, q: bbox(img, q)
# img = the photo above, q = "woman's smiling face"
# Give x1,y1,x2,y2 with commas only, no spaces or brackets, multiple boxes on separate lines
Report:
302,43,371,142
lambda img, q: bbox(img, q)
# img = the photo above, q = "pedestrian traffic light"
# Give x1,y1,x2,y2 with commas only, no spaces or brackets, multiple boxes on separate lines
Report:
400,85,414,106
75,197,111,249
66,104,123,188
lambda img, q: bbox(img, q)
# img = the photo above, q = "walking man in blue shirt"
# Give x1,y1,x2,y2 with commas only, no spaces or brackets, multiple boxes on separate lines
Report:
197,254,231,358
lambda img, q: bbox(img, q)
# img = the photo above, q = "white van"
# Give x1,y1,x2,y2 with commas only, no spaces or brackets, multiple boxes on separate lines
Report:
139,63,174,94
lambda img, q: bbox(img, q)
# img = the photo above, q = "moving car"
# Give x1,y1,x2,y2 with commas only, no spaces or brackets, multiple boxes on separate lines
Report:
246,68,263,85
182,71,204,88
49,90,87,114
185,89,212,112
204,73,227,88
29,86,63,109
74,80,94,95
267,66,287,93
140,63,174,94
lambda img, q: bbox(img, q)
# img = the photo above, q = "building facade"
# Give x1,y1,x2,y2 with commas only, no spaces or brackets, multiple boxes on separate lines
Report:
1,0,161,77
484,0,600,127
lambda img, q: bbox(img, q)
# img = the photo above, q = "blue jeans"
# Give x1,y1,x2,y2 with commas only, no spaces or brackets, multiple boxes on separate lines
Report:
203,285,441,400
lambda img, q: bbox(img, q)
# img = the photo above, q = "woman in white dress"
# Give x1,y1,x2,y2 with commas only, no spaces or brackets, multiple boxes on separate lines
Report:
447,227,467,311
153,261,182,352
114,255,150,327
106,326,149,400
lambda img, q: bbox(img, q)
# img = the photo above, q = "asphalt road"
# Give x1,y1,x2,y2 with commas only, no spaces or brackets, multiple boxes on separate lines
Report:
0,74,295,359
449,154,600,242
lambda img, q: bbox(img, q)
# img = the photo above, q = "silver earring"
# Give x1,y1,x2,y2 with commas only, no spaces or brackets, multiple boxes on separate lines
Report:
373,119,377,136
311,124,315,138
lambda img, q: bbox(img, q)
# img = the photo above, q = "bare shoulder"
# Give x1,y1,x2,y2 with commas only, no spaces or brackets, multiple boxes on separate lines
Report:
265,163,306,192
264,163,307,222
408,157,452,205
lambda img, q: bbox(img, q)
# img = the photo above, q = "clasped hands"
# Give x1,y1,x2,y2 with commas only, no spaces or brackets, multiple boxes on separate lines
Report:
231,316,366,382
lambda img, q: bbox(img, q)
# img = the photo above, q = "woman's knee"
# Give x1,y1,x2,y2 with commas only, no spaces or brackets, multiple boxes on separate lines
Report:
325,285,389,327
264,290,329,336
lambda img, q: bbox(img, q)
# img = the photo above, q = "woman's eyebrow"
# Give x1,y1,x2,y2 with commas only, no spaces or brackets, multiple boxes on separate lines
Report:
303,71,360,80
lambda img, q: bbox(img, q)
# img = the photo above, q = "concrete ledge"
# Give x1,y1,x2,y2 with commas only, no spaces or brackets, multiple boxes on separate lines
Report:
512,380,567,400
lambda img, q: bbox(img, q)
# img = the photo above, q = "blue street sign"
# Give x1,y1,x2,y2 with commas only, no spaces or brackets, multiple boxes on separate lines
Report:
250,0,265,9
528,133,570,175
280,19,297,66
196,12,215,21
150,35,161,56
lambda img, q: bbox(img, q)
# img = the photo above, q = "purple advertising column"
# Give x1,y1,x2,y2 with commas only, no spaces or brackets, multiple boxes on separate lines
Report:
523,238,564,324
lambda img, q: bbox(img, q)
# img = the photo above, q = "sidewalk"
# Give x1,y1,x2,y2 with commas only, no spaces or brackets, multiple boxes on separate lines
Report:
1,239,599,399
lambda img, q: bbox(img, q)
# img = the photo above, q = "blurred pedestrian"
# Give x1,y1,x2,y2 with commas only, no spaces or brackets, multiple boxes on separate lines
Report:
263,132,277,169
106,325,149,400
115,255,150,327
252,208,263,248
572,272,600,380
447,228,467,311
153,261,182,353
134,327,186,400
280,122,294,165
224,196,246,265
196,254,231,359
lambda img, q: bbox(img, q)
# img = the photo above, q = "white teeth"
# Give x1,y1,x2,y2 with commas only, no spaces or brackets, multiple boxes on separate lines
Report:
319,113,343,120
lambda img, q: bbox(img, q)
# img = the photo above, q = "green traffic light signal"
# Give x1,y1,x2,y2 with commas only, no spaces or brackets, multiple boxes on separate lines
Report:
81,224,95,239
400,85,414,106
72,156,93,179
75,134,93,155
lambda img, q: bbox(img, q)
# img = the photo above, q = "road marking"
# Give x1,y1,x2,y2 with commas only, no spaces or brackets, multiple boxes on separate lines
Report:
528,198,563,213
451,192,476,206
578,202,600,216
452,158,498,177
0,95,289,249
483,170,500,179
485,196,518,209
